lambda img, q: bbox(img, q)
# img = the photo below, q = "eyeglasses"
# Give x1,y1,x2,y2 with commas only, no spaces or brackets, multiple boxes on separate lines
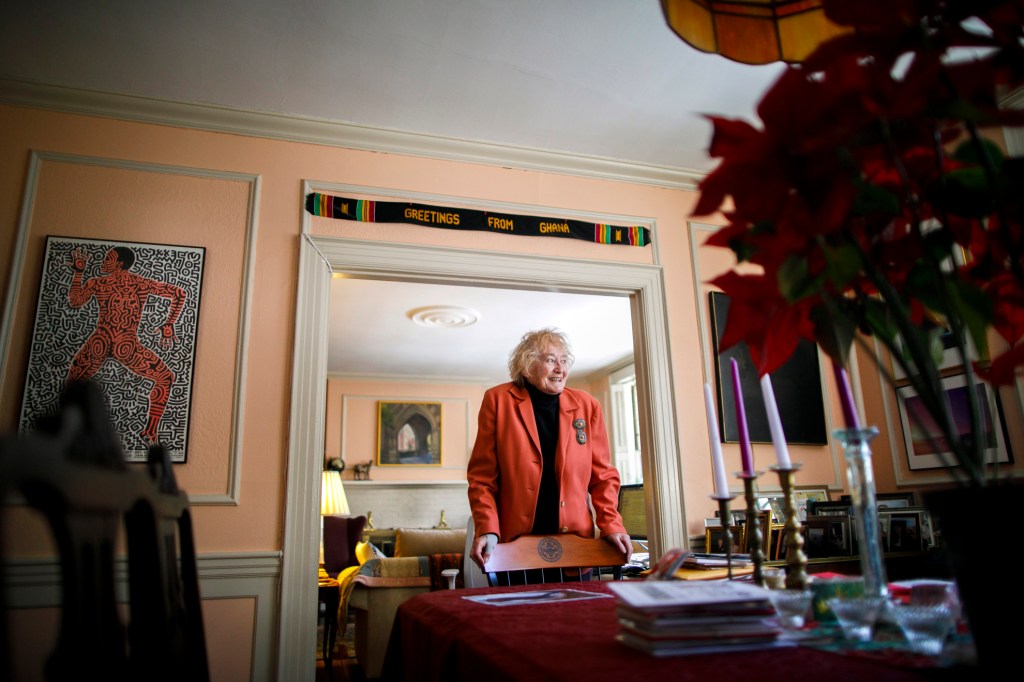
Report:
539,354,571,369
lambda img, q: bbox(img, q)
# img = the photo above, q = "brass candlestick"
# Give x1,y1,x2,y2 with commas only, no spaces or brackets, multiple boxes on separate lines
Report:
739,473,765,587
772,464,809,590
711,493,738,580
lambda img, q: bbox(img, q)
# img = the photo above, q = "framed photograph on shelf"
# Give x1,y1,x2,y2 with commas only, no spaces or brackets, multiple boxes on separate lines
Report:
704,525,745,554
376,400,442,466
896,373,1011,471
756,496,787,523
880,507,935,549
842,491,916,509
793,486,830,521
883,509,927,553
807,500,853,517
803,516,852,558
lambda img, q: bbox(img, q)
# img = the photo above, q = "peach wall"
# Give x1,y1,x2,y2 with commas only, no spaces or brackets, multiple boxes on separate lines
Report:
325,377,481,482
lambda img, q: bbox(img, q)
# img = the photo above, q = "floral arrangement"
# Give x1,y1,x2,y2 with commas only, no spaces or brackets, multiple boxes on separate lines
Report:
693,1,1024,486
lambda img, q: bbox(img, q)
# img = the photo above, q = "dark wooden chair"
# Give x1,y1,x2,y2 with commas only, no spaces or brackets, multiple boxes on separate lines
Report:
322,514,367,578
0,380,208,682
482,534,627,586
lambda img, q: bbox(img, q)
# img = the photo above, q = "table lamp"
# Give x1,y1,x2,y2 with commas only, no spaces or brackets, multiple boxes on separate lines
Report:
321,470,350,516
320,470,349,564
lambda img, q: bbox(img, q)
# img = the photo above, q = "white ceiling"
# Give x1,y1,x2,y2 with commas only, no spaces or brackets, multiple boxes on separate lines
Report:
1,0,786,380
329,278,634,382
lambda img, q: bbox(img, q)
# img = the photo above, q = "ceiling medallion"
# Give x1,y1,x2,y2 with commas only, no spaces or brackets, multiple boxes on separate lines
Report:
408,306,480,328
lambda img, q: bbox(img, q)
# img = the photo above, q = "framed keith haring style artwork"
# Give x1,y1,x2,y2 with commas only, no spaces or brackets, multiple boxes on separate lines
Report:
19,236,205,462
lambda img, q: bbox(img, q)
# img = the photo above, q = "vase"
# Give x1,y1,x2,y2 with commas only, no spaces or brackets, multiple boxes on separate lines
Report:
925,482,1021,671
834,427,888,600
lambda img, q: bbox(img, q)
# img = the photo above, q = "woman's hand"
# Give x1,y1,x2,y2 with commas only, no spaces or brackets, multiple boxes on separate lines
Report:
604,532,632,561
470,533,498,570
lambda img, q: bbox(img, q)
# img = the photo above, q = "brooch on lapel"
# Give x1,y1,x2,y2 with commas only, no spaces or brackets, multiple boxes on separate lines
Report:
573,418,587,445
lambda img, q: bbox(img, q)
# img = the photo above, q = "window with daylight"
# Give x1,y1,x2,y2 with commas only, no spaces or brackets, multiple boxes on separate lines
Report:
609,364,642,486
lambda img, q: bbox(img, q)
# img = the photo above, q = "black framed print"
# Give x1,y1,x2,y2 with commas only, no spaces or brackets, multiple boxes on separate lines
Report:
18,236,205,462
709,292,827,445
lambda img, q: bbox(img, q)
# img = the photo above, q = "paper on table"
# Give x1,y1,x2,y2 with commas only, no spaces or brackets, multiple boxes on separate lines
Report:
607,578,771,610
463,589,612,607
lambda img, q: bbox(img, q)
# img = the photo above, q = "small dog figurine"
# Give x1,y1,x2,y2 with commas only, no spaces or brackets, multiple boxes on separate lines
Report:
352,461,373,480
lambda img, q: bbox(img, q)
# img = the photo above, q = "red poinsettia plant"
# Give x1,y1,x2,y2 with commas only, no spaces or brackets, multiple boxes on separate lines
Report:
694,0,1024,487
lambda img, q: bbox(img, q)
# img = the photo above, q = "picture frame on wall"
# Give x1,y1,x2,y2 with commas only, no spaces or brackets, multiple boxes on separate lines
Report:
18,235,205,463
896,373,1011,471
377,400,442,466
889,321,977,382
708,292,828,445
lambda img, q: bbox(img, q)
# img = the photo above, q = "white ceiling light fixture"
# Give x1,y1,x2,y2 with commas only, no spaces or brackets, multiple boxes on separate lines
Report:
408,305,481,329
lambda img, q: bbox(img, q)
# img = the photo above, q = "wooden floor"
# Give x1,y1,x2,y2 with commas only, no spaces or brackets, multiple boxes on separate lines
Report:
316,656,366,682
316,611,365,682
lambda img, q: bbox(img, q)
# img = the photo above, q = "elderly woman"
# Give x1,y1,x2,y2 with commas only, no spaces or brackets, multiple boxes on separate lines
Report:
467,328,631,572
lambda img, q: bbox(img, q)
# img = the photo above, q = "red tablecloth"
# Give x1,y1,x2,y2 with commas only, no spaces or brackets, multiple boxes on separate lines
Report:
382,582,963,682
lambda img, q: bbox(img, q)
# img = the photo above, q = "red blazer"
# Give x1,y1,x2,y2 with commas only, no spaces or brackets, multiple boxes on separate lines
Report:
467,382,626,542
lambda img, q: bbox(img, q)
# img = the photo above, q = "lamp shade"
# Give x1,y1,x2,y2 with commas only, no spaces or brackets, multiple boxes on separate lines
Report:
660,0,850,65
321,470,350,516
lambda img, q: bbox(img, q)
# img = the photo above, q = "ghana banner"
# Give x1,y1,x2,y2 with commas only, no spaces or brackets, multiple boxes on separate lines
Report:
305,192,651,247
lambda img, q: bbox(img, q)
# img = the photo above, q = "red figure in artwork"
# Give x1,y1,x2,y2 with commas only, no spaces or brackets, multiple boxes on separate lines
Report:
66,246,187,444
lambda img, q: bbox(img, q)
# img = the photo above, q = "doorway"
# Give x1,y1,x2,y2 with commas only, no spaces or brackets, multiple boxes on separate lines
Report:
279,235,684,679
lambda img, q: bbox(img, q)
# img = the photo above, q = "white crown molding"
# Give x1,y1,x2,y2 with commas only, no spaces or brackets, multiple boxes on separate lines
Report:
0,78,705,191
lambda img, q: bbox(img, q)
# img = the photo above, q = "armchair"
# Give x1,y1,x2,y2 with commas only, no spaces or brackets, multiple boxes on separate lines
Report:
347,527,466,678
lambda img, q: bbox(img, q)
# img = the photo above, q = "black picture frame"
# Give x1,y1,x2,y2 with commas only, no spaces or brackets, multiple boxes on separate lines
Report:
803,516,853,558
709,292,827,445
19,235,205,462
807,501,853,517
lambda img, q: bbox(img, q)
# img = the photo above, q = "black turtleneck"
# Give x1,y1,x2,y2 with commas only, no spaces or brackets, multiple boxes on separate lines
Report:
525,381,560,534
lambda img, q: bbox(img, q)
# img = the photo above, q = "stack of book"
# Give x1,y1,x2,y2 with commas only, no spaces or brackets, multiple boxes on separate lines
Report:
606,580,784,656
680,552,754,569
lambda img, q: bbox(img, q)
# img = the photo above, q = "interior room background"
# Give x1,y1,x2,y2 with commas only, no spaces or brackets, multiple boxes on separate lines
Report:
2,93,1022,682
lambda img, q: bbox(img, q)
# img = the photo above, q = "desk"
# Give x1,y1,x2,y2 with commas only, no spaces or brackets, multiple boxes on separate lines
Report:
318,577,341,662
384,582,959,682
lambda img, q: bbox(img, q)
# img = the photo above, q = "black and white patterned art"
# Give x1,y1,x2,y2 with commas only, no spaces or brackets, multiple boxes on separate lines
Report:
19,236,205,462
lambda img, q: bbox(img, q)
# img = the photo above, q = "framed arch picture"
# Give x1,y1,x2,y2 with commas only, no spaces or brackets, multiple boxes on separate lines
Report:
377,400,442,466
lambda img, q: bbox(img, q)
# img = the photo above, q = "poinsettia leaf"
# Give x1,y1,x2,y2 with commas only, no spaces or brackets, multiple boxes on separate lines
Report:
952,137,1005,171
809,301,858,364
975,343,1024,386
822,242,862,287
851,182,901,216
777,256,820,302
944,278,993,362
862,297,898,343
924,326,947,369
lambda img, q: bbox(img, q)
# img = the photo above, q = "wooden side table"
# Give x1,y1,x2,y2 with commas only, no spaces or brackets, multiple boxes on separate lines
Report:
318,577,341,662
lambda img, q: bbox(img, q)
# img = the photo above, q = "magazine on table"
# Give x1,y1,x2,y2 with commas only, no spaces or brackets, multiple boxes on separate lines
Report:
607,578,772,614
